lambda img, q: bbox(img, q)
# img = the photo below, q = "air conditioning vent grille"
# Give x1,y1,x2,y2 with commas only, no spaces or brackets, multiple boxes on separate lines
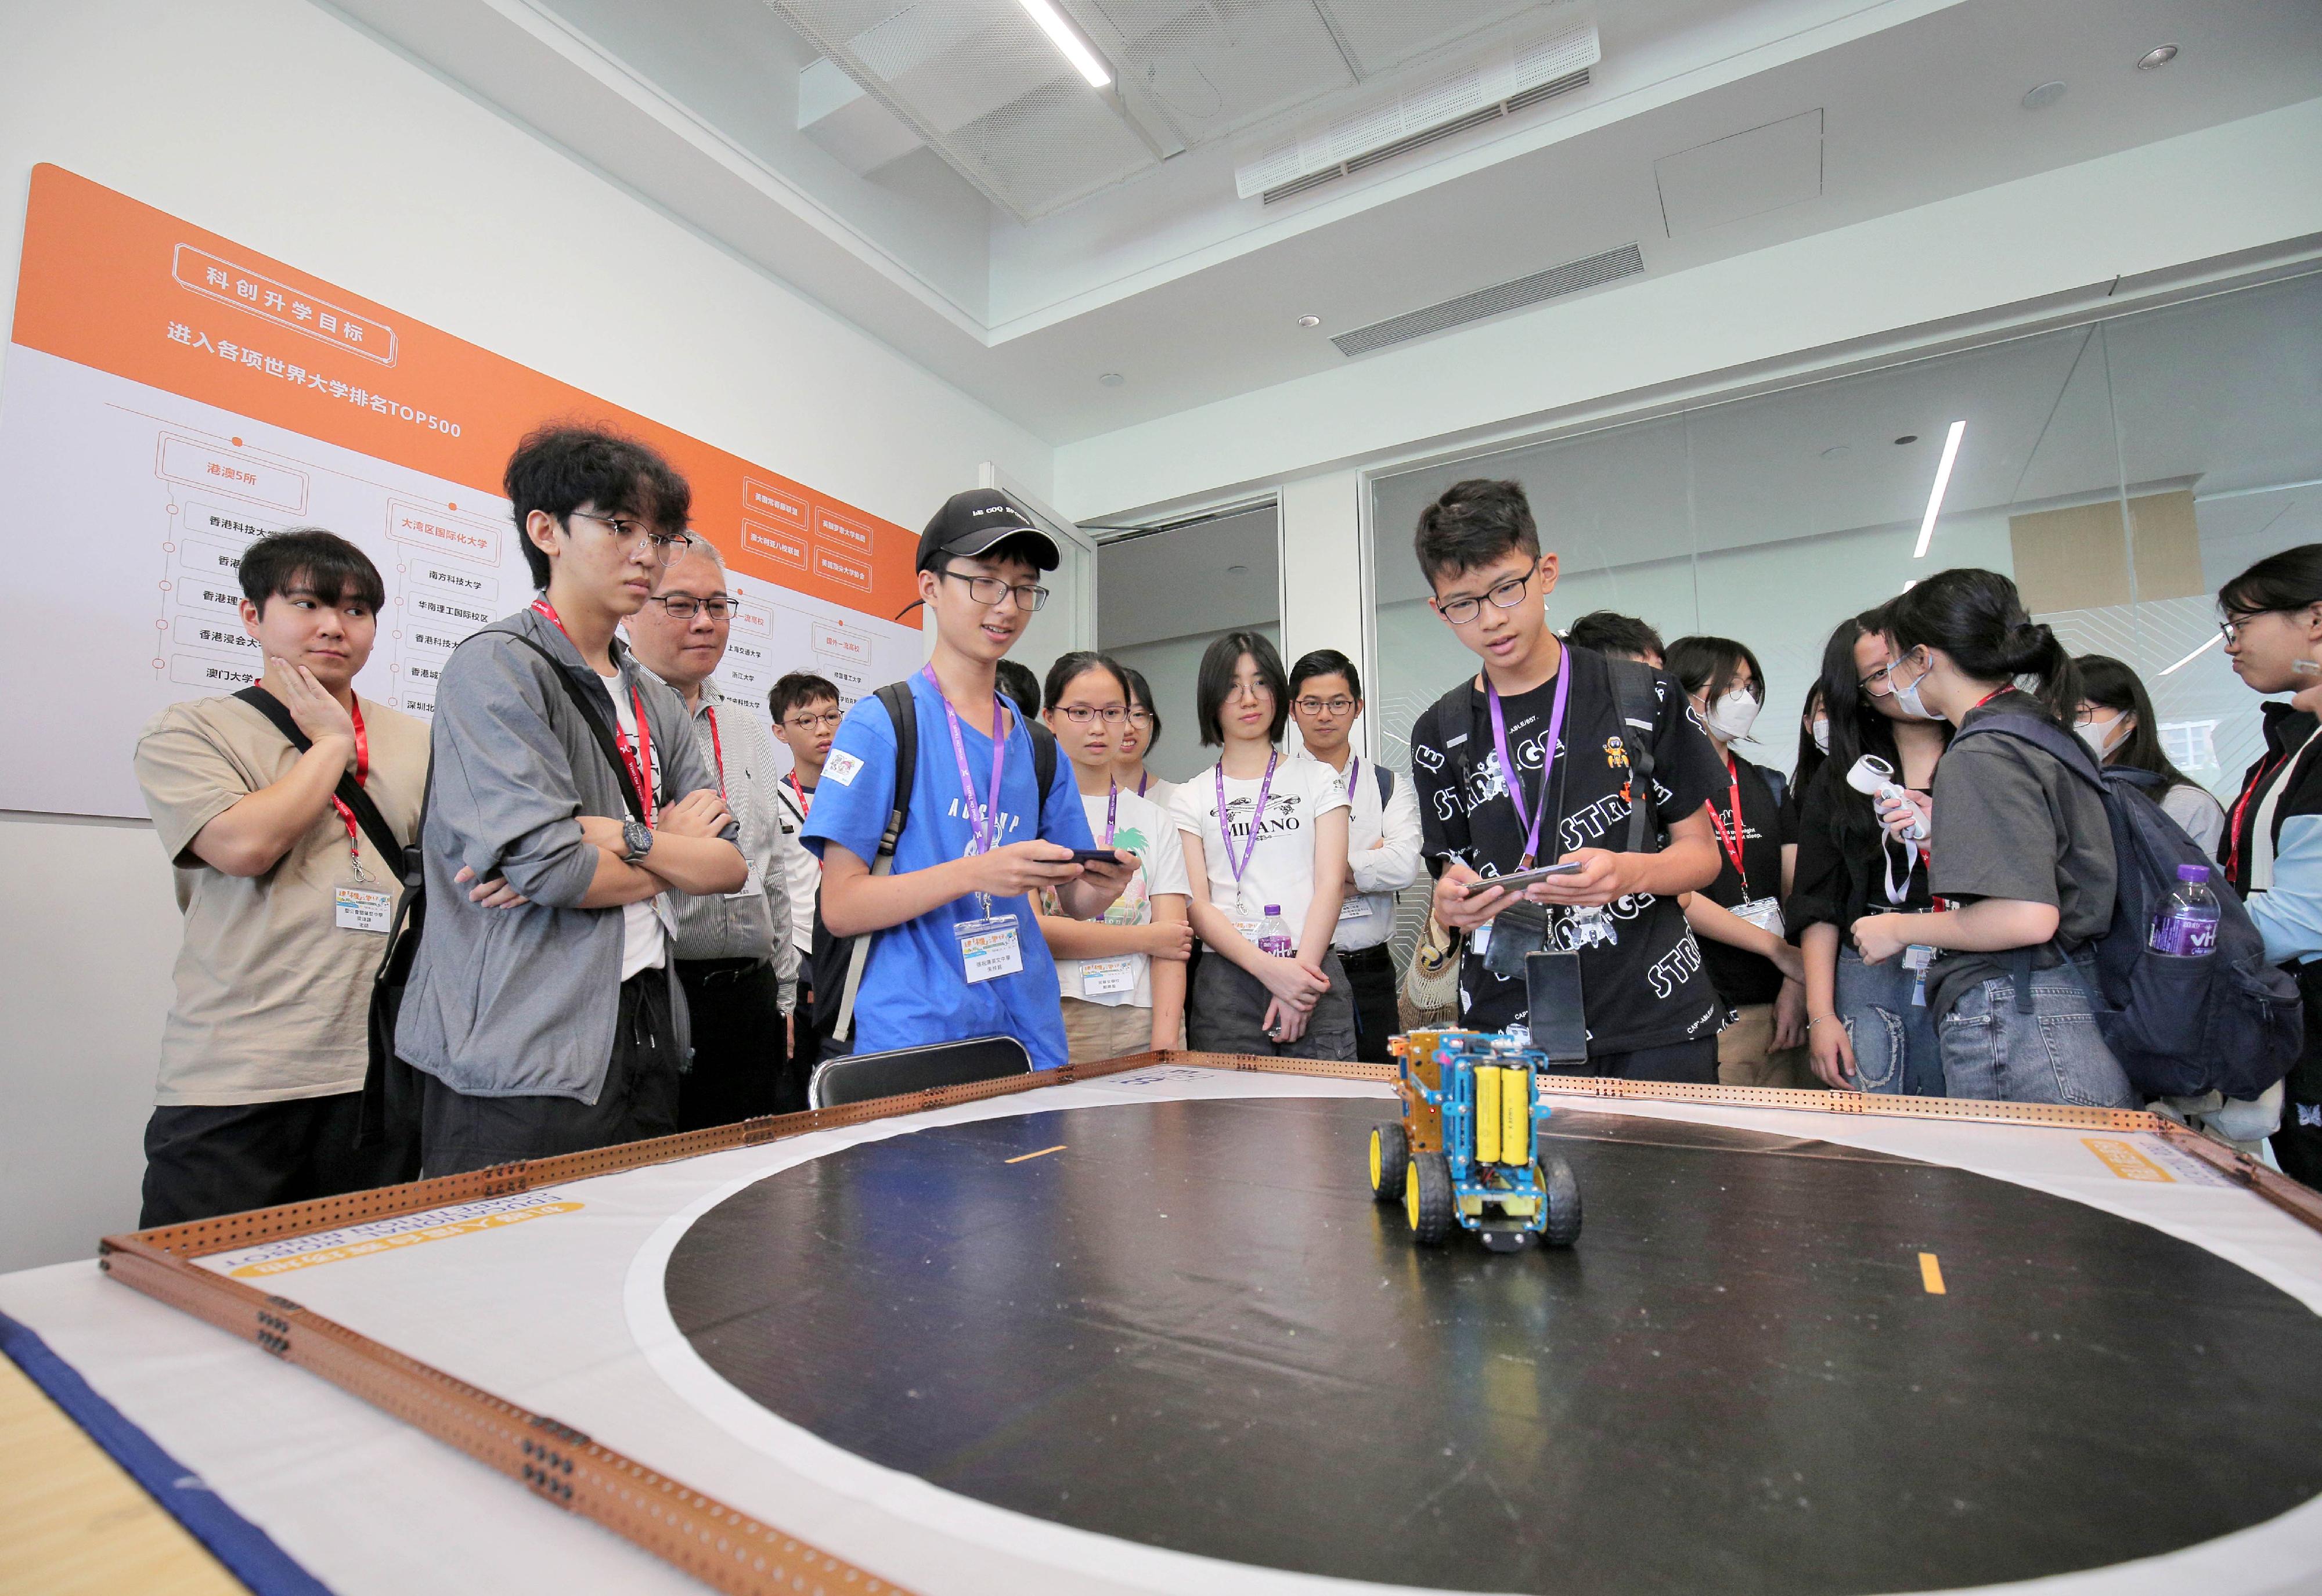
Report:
1261,67,1590,204
1330,243,1645,356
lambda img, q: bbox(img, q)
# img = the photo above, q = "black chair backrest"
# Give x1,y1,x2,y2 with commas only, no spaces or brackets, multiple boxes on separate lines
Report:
808,1034,1035,1110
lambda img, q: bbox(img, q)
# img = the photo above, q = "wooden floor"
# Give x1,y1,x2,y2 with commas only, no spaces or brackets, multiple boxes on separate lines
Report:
0,1352,244,1596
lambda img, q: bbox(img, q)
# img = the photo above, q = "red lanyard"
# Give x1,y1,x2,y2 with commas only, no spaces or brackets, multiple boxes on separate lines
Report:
785,772,812,819
1706,754,1750,893
330,698,370,873
531,598,655,825
1969,685,2011,711
2226,754,2287,886
704,703,727,800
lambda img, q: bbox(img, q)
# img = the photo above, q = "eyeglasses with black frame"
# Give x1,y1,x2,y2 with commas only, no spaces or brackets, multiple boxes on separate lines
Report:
645,594,733,620
939,564,1049,612
1433,565,1537,627
567,508,694,562
1293,695,1358,717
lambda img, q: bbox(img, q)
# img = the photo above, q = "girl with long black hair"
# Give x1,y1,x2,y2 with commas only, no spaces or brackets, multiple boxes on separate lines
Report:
2218,544,2322,1180
1790,611,1951,1095
1113,665,1177,810
1849,569,2136,1108
2072,653,2227,854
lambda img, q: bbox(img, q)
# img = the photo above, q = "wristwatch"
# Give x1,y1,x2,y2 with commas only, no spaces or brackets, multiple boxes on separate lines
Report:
622,817,654,864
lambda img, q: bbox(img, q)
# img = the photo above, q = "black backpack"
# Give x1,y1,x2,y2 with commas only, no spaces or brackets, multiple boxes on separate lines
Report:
806,683,1057,1059
1952,713,2301,1100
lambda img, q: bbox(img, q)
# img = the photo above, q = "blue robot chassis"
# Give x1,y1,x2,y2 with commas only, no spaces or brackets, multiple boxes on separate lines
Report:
1369,1028,1582,1252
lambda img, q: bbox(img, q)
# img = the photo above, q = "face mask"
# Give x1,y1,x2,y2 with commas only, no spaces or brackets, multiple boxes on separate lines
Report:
1706,687,1761,742
1889,652,1941,721
2077,714,2125,759
1811,717,1831,754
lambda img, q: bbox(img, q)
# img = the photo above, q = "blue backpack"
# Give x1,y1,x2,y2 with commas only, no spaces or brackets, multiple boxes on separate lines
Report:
1953,713,2301,1101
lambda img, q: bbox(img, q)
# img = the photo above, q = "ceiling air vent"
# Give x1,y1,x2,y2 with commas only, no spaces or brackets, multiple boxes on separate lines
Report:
1240,26,1599,207
1331,243,1645,358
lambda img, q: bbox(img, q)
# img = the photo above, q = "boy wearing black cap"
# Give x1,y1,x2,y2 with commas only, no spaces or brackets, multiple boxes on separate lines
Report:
803,490,1133,1071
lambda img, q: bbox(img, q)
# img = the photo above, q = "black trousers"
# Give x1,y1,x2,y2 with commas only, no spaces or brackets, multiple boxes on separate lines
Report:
419,969,679,1177
140,1089,408,1229
676,957,794,1129
1336,942,1402,1066
1587,1037,1719,1085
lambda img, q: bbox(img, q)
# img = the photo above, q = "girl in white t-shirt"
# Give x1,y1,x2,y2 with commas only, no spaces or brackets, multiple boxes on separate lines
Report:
1170,631,1355,1059
1036,652,1193,1061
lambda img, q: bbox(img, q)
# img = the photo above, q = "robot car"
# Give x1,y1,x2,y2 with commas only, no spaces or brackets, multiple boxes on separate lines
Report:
1369,1028,1582,1252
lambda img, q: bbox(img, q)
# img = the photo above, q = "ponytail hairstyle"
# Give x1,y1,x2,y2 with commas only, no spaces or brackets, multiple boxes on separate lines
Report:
2074,653,2198,792
1041,649,1129,713
1818,609,1950,853
1885,568,2079,724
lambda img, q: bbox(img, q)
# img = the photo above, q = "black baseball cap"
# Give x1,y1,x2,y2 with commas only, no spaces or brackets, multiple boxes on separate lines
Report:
915,489,1061,573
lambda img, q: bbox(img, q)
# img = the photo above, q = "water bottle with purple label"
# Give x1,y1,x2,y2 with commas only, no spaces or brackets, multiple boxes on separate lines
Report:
2148,864,2221,958
1257,905,1296,959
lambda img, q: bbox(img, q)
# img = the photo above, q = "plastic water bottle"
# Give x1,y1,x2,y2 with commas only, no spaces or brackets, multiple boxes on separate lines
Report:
2148,864,2221,958
1257,905,1296,958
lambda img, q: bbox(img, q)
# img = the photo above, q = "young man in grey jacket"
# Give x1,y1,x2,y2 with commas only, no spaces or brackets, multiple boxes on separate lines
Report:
396,426,746,1174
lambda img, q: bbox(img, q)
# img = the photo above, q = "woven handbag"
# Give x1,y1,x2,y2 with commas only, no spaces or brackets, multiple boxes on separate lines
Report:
1397,912,1462,1031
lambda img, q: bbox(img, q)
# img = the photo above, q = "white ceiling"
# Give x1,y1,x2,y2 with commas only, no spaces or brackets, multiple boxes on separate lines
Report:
326,0,2322,446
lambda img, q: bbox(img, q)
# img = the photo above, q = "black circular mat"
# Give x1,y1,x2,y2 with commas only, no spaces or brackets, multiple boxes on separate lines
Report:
664,1093,2322,1594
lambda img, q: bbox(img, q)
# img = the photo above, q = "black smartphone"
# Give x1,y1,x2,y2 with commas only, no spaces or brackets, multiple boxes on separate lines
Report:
1062,848,1129,866
1464,861,1585,897
1525,949,1589,1065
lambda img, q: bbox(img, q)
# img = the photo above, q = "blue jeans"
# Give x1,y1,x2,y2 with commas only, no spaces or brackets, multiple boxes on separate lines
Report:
1938,961,2138,1110
1834,947,1944,1096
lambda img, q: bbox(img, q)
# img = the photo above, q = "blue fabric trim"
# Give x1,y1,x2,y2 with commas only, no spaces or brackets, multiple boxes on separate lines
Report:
0,1308,334,1595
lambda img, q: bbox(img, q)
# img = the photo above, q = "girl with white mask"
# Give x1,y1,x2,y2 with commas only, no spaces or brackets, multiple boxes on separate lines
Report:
2073,653,2226,855
1667,636,1810,1088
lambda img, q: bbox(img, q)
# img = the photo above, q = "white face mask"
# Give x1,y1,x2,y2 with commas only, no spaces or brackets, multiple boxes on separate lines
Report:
1811,717,1831,754
2076,713,2126,760
1706,687,1761,742
1888,651,1943,721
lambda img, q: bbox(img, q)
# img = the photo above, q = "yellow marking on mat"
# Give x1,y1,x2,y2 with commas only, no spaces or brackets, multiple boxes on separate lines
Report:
2081,1136,2175,1183
228,1201,582,1277
1005,1144,1068,1164
1919,1252,1946,1295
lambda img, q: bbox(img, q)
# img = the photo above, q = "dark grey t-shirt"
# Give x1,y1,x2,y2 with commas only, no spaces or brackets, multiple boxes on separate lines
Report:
1924,692,2117,1017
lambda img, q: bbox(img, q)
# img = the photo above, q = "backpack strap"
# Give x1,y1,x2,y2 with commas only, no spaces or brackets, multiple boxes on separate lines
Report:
831,681,920,1045
1952,712,2108,1013
232,685,409,865
1605,657,1663,854
1029,717,1059,799
1762,767,1789,815
502,633,648,823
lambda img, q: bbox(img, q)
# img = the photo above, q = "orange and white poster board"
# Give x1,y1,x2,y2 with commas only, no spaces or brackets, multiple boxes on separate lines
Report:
0,165,923,819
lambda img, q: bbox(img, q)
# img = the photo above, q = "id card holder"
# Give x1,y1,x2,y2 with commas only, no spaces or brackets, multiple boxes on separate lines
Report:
1734,897,1784,938
334,882,392,934
956,916,1024,983
1231,917,1264,944
1484,900,1551,980
723,862,762,901
1081,957,1135,997
1903,943,1935,1008
1337,896,1368,922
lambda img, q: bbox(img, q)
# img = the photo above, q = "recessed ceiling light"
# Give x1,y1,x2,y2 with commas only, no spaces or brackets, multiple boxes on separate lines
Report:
1820,445,1851,461
1098,371,1124,387
2022,80,2067,111
1297,315,1322,328
2137,44,2179,71
1894,434,1919,446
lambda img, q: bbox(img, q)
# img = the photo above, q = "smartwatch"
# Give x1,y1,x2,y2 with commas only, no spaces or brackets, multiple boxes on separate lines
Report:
622,817,654,864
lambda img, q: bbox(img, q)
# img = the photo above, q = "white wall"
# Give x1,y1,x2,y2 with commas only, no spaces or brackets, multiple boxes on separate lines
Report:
0,0,1054,1271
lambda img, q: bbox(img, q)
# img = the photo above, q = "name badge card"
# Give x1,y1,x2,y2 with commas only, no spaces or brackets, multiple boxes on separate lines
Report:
957,916,1024,983
1231,918,1263,944
1733,897,1784,938
334,884,392,934
1337,896,1369,922
1081,957,1135,997
724,862,761,901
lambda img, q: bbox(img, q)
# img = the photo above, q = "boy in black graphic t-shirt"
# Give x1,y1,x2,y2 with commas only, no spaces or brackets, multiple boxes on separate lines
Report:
1408,479,1729,1081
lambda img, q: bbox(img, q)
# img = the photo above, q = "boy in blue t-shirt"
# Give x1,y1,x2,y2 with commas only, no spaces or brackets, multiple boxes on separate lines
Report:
804,490,1133,1070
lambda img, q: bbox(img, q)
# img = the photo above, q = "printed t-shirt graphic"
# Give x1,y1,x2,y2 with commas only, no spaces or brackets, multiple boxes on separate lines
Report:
1169,759,1350,940
1407,645,1727,1050
802,671,1094,1070
1698,752,1798,1008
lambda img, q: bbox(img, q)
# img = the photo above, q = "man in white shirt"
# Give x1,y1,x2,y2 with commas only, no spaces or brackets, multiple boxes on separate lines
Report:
1290,648,1423,1063
769,670,841,1063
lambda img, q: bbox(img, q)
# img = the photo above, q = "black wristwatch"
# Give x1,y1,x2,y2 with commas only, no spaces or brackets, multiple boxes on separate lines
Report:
622,817,654,864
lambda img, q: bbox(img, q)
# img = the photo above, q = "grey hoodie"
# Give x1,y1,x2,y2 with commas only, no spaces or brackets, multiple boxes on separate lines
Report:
395,605,738,1102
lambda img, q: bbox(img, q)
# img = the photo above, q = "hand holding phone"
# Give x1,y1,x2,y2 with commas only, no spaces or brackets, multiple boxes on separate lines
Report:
1463,861,1585,897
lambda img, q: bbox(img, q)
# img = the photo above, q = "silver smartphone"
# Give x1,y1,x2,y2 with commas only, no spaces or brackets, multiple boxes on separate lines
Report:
1463,861,1585,897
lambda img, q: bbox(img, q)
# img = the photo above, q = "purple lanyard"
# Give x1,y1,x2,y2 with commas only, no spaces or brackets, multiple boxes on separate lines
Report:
1102,780,1120,847
1345,754,1360,807
1214,752,1279,896
1487,660,1571,869
924,666,1008,862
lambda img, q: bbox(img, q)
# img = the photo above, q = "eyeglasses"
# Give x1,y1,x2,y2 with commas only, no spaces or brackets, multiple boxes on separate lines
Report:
568,508,694,563
1433,567,1535,627
2218,611,2285,645
1228,679,1275,702
1858,662,1895,697
1295,695,1357,716
783,709,842,731
1055,705,1130,726
1125,709,1154,727
940,566,1048,612
647,595,733,620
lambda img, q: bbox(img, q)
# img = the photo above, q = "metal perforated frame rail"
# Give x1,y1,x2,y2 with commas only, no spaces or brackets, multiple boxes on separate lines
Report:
98,1051,2322,1595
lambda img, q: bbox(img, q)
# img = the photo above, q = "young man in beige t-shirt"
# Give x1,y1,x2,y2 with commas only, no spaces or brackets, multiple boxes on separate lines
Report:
134,529,439,1226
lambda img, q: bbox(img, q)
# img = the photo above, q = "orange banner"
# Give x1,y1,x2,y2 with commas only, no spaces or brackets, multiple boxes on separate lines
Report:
8,164,917,619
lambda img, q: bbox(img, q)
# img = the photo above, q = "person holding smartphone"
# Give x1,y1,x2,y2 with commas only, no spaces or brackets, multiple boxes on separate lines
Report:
1171,631,1355,1058
1405,480,1727,1081
1034,651,1193,1061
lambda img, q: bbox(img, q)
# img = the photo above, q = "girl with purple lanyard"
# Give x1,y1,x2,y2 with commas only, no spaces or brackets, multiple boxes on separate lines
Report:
1169,631,1356,1059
